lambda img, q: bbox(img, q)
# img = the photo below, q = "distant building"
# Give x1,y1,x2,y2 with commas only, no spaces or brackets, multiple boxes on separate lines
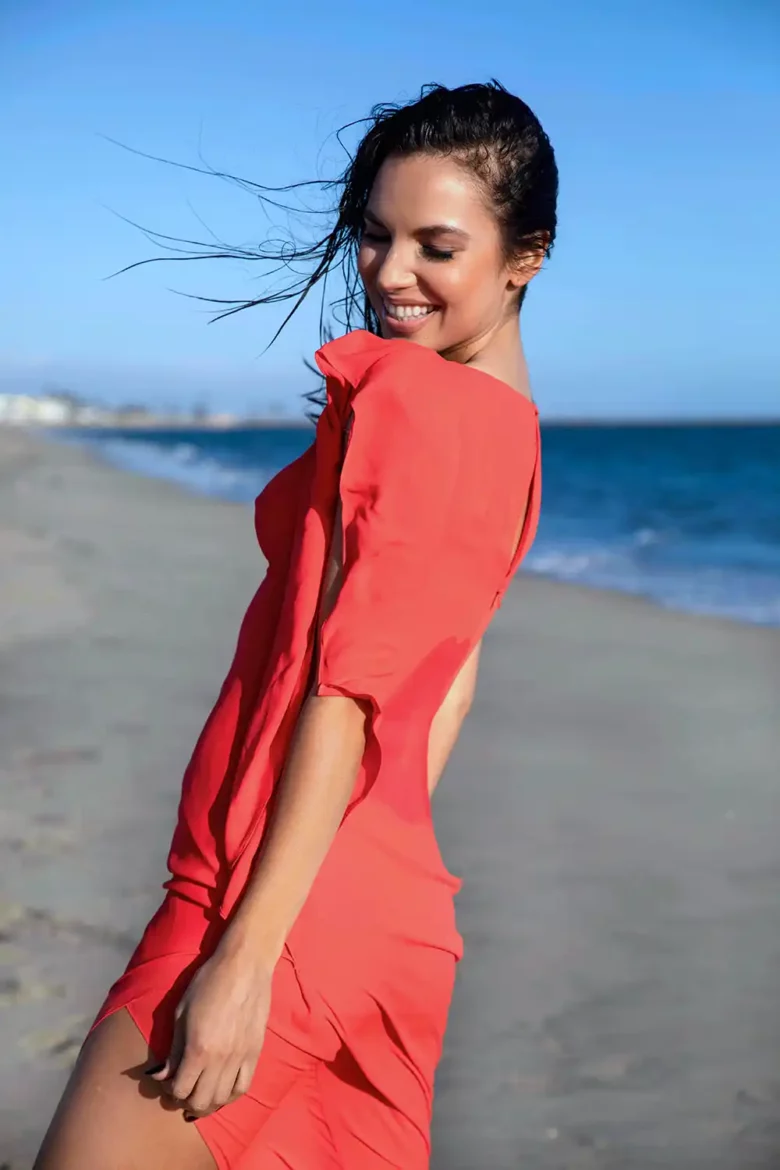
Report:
72,405,106,425
0,390,248,429
0,393,73,424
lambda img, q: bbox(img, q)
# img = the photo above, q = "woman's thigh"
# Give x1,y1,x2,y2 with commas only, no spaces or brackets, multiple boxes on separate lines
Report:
33,1005,332,1170
33,1007,217,1170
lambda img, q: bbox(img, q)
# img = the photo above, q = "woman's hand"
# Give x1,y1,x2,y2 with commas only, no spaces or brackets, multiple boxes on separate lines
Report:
146,942,273,1119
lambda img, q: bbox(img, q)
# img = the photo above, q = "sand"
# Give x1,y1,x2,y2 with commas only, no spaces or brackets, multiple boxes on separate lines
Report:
1,426,778,1169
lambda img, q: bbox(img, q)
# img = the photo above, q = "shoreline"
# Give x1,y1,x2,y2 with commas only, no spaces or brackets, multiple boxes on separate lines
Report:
5,414,780,432
37,423,780,632
2,426,779,1167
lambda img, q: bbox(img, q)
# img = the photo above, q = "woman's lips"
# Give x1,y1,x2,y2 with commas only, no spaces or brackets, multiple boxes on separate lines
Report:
380,300,438,335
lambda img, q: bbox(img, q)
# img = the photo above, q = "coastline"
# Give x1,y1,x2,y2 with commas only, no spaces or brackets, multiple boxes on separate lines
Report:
11,414,780,431
1,427,779,1167
39,422,780,630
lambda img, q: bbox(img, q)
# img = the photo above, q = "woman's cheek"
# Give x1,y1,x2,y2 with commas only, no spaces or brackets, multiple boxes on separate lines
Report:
438,264,469,301
356,243,379,285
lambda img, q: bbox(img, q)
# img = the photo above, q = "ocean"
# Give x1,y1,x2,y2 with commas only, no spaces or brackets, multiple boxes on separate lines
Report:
63,422,780,627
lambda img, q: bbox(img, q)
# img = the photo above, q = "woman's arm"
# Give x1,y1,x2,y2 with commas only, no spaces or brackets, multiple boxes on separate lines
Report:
231,633,483,964
223,690,366,964
233,632,484,966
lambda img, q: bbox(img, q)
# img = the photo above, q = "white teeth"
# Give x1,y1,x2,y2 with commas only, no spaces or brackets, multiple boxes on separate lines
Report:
384,302,435,320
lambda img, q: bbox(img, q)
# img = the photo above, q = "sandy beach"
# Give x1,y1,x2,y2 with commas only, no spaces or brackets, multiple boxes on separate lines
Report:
1,426,779,1169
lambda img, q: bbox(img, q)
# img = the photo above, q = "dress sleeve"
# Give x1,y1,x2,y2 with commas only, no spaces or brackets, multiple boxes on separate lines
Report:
313,356,496,720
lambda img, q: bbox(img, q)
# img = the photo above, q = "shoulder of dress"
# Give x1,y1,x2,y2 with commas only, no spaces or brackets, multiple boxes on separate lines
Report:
314,329,390,388
313,333,448,433
314,330,537,436
316,330,451,387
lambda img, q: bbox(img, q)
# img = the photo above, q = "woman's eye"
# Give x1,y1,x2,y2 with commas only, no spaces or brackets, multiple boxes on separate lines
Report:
422,245,455,261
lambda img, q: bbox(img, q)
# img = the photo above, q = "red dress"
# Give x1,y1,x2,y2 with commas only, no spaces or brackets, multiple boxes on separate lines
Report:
91,330,542,1168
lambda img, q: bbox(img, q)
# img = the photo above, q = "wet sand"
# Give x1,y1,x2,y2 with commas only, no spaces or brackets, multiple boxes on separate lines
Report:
1,427,779,1168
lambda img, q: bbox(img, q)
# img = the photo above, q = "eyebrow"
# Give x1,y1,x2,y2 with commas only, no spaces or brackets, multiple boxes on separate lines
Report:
364,209,470,240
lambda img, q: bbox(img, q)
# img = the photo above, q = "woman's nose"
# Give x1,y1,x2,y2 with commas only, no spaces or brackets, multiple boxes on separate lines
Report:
375,244,416,295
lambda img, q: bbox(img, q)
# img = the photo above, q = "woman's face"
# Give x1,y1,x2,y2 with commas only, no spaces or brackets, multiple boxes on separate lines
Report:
357,152,522,355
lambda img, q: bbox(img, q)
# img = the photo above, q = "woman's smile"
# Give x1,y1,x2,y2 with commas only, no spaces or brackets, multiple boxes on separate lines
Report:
381,298,439,335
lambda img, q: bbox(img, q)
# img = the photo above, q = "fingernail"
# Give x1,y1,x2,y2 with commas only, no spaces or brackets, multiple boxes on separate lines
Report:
184,1113,197,1123
145,1062,165,1076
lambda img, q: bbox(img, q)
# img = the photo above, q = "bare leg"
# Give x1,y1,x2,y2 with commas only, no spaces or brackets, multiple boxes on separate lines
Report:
33,1008,217,1170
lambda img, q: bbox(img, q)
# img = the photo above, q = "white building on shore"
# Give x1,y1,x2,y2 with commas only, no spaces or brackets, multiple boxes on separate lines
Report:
0,393,74,424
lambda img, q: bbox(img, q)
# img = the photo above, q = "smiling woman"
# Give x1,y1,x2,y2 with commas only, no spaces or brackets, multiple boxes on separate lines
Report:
34,81,557,1170
102,80,557,413
358,152,541,350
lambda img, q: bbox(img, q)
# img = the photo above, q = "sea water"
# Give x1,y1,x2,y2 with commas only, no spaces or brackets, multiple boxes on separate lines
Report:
63,422,780,627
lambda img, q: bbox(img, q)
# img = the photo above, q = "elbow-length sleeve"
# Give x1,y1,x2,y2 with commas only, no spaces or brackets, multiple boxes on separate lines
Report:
313,351,521,722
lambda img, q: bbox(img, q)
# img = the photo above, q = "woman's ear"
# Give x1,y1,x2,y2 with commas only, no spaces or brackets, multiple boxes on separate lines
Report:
507,239,549,294
507,232,550,292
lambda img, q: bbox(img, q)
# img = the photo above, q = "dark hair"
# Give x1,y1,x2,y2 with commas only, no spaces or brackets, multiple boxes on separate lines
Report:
115,80,558,418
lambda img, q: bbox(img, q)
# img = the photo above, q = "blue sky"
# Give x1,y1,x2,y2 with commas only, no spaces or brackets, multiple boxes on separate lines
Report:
0,0,777,420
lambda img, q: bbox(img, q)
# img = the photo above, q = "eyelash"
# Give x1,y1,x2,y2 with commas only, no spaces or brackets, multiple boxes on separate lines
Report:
360,229,455,262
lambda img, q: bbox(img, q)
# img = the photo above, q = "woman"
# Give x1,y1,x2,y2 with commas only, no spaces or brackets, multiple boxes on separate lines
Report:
35,80,557,1170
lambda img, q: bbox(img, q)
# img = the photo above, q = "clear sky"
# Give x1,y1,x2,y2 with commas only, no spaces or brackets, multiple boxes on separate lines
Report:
1,0,777,419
